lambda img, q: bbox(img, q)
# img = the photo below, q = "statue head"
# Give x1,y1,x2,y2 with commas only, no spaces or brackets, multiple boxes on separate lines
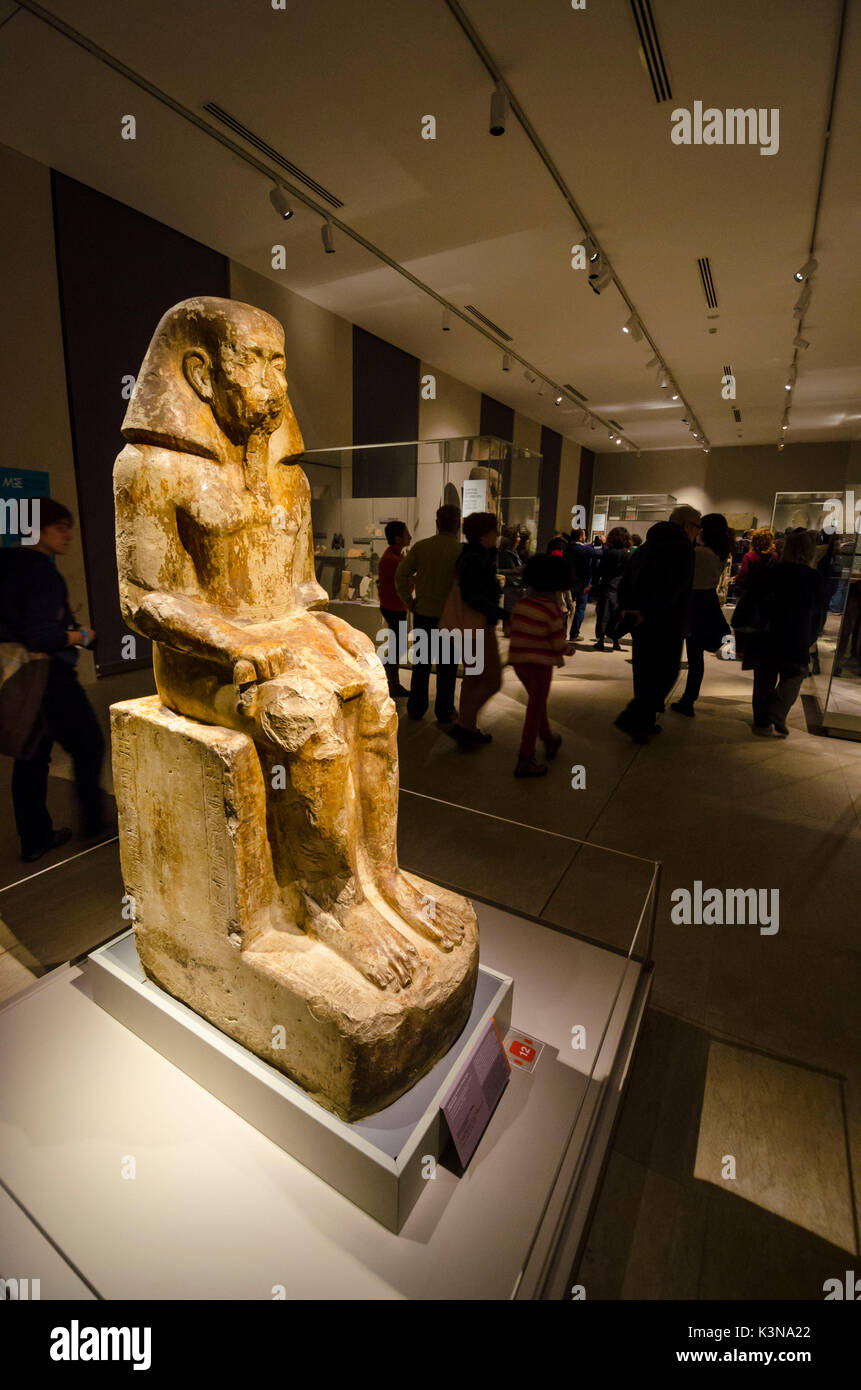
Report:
122,297,304,462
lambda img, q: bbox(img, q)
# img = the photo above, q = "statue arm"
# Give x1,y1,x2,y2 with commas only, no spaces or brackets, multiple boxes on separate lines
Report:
129,585,295,684
130,586,248,664
292,466,328,610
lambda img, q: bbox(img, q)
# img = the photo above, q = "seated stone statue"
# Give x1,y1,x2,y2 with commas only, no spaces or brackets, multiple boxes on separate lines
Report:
112,296,478,1119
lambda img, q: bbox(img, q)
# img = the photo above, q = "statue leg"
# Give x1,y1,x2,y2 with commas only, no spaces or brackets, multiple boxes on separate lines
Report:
313,612,468,951
153,643,420,992
254,676,422,992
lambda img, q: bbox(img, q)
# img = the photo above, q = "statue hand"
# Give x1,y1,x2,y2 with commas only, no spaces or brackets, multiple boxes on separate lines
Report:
231,641,288,685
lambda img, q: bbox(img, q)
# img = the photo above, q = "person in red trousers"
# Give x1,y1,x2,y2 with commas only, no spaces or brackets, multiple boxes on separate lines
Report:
508,554,569,777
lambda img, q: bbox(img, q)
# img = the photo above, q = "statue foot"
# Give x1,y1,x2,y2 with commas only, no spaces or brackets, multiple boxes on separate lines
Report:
380,872,468,952
302,892,420,991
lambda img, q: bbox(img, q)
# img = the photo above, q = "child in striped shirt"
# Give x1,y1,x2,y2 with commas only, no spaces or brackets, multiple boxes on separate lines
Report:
508,555,569,777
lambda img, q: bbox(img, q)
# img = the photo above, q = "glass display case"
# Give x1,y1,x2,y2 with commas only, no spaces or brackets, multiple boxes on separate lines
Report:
591,493,678,537
301,435,542,603
770,488,859,537
818,523,861,739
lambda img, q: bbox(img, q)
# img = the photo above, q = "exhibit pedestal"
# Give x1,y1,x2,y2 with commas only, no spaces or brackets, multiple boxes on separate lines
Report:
0,892,652,1299
87,930,513,1233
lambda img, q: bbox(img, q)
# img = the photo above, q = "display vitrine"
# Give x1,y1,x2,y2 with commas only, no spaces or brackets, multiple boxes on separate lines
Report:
301,435,542,602
591,493,678,536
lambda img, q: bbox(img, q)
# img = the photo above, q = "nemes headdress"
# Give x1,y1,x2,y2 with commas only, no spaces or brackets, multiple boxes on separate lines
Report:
122,296,304,464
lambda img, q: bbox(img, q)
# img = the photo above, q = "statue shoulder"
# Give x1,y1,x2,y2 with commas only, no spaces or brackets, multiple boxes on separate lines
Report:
114,442,199,502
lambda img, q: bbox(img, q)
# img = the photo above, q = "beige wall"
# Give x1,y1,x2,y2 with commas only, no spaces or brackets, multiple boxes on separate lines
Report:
0,143,88,642
593,441,853,527
418,363,481,440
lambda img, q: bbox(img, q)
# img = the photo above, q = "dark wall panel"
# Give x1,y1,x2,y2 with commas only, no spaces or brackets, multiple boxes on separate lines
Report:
352,326,419,498
479,394,515,505
479,394,514,443
538,426,562,550
52,171,230,674
578,447,595,520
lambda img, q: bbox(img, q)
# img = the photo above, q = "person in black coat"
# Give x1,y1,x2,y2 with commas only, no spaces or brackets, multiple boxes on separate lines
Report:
446,511,505,748
0,498,105,860
564,528,603,640
592,527,631,651
613,506,700,742
744,529,823,736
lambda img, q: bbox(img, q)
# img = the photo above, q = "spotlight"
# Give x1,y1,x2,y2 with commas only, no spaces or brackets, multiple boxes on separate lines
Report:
321,219,335,253
793,284,811,318
785,364,796,390
588,258,611,294
777,441,784,451
671,388,680,400
781,409,790,430
537,381,546,397
590,418,597,431
442,308,452,332
523,369,536,383
555,394,564,405
490,83,508,136
269,185,294,220
793,256,818,282
584,236,600,264
622,314,643,341
503,352,512,372
659,371,669,390
681,416,689,425
608,430,615,441
615,436,623,445
703,447,710,454
793,334,810,350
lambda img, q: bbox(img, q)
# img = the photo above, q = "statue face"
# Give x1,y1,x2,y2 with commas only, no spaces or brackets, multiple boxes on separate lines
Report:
209,325,288,444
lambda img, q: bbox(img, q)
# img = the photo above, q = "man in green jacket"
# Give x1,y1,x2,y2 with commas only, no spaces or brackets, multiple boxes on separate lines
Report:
396,504,461,724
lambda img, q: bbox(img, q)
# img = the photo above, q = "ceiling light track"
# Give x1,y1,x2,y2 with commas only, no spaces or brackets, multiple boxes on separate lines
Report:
443,0,705,449
776,0,848,441
21,0,640,446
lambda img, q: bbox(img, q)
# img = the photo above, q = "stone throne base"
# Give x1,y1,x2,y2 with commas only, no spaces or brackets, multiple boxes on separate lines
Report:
110,696,479,1121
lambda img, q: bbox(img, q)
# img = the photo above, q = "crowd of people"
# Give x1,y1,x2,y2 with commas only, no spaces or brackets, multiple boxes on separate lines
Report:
382,502,829,767
0,495,833,862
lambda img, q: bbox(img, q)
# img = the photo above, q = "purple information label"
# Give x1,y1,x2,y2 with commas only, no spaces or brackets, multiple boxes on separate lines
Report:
441,1018,510,1167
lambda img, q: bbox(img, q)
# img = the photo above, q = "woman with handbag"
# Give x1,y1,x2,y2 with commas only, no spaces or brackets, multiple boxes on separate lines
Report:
671,514,732,716
442,511,504,750
0,498,104,862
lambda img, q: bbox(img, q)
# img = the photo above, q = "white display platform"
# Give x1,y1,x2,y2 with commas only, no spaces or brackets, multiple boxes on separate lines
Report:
0,902,650,1300
87,930,513,1233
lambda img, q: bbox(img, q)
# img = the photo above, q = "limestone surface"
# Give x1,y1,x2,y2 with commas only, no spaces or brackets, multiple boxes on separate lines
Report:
112,297,478,1120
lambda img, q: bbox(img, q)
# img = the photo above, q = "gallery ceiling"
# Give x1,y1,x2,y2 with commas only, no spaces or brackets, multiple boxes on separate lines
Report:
1,0,859,453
